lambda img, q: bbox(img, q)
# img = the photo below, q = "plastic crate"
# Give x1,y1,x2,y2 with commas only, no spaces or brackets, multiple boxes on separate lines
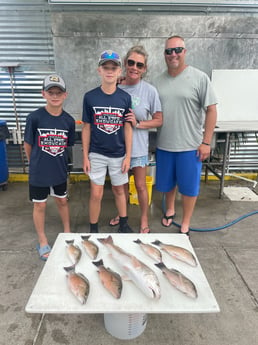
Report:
129,175,153,205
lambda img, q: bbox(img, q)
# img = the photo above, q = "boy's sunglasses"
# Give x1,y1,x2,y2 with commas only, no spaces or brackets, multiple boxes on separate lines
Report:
127,59,145,69
165,47,185,55
100,51,120,60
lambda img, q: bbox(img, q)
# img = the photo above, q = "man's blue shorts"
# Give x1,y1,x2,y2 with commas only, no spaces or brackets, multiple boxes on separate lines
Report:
155,148,202,197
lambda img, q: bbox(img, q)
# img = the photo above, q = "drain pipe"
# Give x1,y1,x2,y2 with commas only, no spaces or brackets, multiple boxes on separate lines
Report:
0,63,26,173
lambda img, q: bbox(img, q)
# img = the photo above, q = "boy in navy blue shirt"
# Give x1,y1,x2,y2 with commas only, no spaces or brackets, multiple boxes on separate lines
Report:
82,50,133,233
24,74,75,260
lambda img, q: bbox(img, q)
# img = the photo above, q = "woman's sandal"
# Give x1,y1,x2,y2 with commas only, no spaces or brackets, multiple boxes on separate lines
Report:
140,226,151,234
109,216,120,227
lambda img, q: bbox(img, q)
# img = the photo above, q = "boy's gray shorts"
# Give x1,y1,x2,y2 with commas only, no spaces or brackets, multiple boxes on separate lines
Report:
88,152,128,186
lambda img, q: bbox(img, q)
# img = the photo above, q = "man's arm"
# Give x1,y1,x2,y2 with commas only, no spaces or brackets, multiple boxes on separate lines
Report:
203,104,217,145
198,104,217,161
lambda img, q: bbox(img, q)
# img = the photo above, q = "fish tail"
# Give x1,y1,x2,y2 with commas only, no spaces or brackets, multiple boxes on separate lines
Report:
63,264,76,273
152,240,161,246
65,239,74,244
81,235,90,241
133,239,142,244
154,262,166,270
92,259,104,267
97,235,113,245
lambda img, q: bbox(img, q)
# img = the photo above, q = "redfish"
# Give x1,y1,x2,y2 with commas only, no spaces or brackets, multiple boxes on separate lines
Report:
92,259,122,299
151,240,197,267
98,235,161,299
64,265,90,304
65,240,82,265
155,262,198,299
81,235,99,260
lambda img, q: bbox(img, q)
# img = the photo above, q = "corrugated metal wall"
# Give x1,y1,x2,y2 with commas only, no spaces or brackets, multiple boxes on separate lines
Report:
0,0,54,67
0,0,54,171
0,0,257,174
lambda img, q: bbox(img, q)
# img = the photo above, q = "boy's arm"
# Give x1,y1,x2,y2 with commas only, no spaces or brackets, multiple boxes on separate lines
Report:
122,121,133,173
81,122,91,174
24,142,32,163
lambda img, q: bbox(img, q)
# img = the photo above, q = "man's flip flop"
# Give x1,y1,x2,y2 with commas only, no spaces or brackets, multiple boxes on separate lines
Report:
109,216,120,227
161,213,175,227
36,244,51,261
180,229,190,237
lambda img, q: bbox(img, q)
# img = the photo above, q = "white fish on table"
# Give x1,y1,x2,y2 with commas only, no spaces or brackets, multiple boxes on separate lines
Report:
98,235,161,299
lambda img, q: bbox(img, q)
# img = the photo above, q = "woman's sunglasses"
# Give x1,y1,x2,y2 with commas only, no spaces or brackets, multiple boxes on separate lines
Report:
127,59,145,69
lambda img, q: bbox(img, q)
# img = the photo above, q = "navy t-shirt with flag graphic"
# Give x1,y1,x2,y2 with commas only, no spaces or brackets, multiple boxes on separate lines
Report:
82,86,131,158
24,107,75,187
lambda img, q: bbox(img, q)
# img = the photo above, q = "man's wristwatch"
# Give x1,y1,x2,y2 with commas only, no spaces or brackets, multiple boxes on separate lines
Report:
135,120,140,128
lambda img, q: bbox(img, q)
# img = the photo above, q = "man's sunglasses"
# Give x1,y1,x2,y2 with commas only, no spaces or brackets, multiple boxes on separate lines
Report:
127,59,145,69
165,47,185,55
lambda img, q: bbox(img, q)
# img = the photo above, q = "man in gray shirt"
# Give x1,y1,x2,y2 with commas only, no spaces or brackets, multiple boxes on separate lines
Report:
153,35,217,236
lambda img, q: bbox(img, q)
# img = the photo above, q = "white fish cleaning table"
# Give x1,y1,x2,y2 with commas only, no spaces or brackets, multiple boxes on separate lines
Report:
25,233,220,339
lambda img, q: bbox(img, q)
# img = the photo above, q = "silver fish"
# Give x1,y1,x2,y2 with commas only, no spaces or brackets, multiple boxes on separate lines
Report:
98,235,161,299
81,235,99,260
92,259,123,299
64,265,90,304
66,240,82,265
151,240,197,267
155,262,198,299
133,239,162,262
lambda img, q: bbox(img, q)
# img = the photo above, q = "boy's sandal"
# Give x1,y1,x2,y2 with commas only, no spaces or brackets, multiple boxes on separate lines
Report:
140,226,151,234
36,244,51,261
109,216,120,227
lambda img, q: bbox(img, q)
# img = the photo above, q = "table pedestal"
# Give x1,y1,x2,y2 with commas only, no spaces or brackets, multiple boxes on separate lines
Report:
104,313,147,340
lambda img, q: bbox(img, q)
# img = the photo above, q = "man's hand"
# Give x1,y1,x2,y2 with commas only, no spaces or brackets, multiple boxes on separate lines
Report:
197,143,211,161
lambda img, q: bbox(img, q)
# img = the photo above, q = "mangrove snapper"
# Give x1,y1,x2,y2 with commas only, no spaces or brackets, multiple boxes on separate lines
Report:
92,259,122,299
64,265,90,304
151,240,197,267
155,262,198,299
65,240,82,265
133,239,162,262
81,235,99,260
